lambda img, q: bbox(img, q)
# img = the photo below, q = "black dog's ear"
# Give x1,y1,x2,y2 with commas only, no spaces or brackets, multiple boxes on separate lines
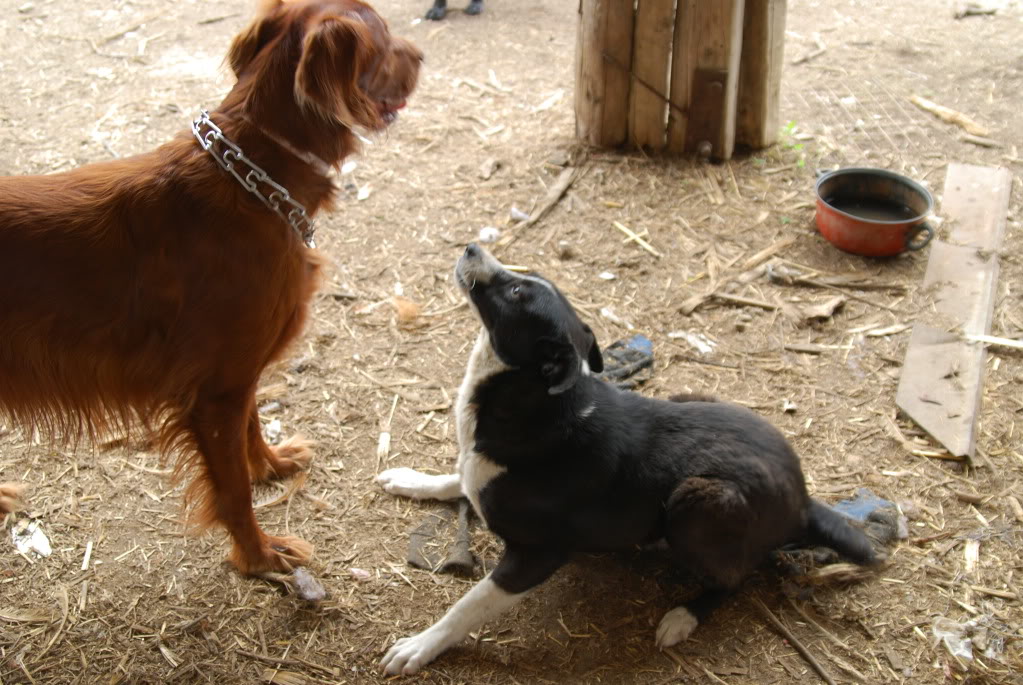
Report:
583,324,603,374
536,338,581,395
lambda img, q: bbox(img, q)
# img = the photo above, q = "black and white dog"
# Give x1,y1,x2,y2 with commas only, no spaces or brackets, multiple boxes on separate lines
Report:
377,244,878,675
425,0,483,21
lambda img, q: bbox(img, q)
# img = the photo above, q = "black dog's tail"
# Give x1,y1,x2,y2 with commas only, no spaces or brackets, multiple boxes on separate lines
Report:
667,393,719,404
805,500,878,565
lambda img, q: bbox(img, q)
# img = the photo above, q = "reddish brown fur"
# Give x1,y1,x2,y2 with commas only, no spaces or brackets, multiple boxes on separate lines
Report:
1,482,25,520
0,0,420,574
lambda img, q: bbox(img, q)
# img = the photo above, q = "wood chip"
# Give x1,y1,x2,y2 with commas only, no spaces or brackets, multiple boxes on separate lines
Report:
964,538,980,575
1008,495,1023,523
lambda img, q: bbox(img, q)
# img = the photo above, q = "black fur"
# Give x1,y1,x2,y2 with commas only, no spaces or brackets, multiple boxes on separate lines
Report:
457,243,878,633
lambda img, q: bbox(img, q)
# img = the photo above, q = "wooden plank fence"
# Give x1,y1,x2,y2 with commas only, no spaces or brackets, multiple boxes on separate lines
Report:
577,0,787,160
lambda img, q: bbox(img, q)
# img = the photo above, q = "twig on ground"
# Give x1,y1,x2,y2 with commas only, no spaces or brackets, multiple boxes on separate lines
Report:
752,597,837,685
910,95,990,136
712,292,778,310
612,220,662,258
679,239,794,315
792,33,827,65
502,166,582,248
787,599,852,652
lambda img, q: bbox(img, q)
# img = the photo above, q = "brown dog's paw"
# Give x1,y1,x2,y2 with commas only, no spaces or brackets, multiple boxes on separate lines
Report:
0,482,27,519
261,436,314,482
230,534,314,575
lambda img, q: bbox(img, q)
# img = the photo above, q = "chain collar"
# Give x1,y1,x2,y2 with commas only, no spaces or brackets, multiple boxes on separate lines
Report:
191,110,316,248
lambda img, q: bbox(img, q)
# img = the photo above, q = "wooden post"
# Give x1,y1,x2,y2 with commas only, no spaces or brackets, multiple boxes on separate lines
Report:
575,0,635,147
627,0,676,150
667,0,745,159
736,0,787,149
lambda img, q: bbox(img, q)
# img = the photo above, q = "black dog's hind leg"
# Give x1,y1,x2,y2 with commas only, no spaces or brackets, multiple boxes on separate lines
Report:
658,476,761,646
425,0,447,20
465,0,483,15
657,587,732,647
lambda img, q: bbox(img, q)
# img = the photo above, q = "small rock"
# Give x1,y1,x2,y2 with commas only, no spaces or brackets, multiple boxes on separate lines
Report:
479,158,501,180
265,418,282,444
479,226,501,243
293,567,327,602
557,240,576,260
547,149,570,167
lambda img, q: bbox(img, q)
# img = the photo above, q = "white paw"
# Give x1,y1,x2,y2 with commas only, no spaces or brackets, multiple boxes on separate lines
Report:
656,606,699,648
376,468,460,500
380,629,451,675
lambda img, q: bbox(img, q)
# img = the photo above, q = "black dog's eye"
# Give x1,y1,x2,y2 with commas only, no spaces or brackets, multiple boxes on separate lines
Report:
510,284,522,297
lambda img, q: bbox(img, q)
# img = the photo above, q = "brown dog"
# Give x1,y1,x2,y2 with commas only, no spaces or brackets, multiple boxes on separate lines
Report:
0,0,420,575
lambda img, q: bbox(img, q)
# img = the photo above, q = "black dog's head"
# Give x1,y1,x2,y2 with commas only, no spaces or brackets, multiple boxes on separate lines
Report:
455,244,603,395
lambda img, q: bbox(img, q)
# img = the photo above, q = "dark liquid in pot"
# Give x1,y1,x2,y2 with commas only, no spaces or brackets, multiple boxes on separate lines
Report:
825,195,918,222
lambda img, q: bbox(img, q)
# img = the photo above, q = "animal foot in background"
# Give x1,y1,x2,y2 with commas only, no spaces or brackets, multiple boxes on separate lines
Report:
655,606,699,648
380,629,451,675
425,6,447,20
0,482,26,519
231,534,313,575
265,435,314,480
465,0,483,15
376,467,460,500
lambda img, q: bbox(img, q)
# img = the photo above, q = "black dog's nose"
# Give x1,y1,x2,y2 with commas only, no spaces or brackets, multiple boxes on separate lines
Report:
464,243,480,258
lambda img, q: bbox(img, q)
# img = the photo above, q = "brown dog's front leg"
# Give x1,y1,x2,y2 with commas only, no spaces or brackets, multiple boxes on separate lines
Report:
190,389,312,575
245,405,313,483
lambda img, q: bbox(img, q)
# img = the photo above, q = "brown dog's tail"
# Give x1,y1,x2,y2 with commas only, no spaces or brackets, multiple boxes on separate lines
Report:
805,499,879,565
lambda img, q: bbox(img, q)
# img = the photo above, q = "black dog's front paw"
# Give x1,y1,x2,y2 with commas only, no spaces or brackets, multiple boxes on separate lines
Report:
465,0,483,15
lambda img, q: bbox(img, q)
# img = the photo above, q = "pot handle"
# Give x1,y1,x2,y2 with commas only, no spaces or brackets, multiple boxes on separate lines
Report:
905,222,935,252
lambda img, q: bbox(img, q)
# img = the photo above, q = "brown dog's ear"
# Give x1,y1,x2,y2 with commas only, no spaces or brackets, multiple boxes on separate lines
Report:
228,0,285,77
295,14,380,129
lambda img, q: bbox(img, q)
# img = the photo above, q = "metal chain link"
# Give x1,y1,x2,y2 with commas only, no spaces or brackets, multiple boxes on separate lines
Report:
191,111,316,248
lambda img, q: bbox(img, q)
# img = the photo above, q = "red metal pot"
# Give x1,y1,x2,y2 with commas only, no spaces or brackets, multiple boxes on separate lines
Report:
814,168,934,257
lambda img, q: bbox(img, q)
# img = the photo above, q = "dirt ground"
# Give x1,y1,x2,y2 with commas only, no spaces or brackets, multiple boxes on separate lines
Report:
2,0,1022,683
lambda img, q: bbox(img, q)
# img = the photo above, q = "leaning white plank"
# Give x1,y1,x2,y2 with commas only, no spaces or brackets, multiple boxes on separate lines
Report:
895,163,1011,459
